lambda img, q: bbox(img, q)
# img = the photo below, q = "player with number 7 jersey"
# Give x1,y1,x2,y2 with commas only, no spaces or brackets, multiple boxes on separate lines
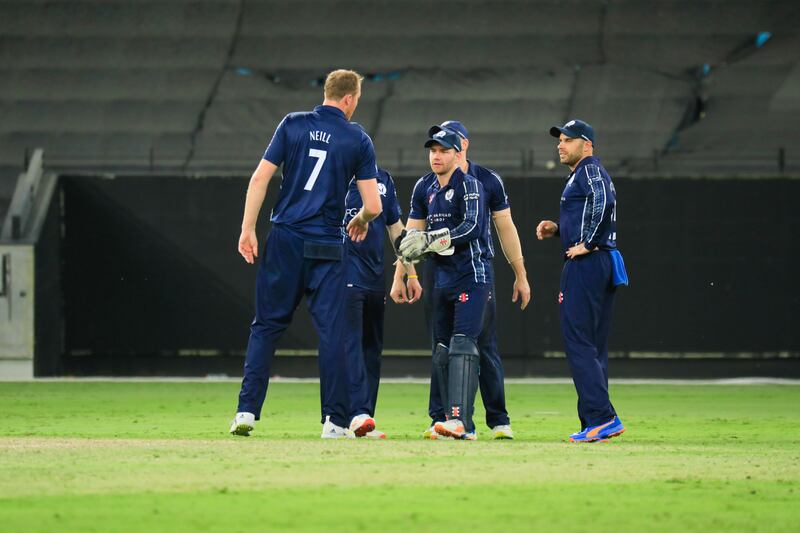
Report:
265,109,378,243
230,69,382,439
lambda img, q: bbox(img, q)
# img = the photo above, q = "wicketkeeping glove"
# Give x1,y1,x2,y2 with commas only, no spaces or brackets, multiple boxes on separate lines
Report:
399,228,453,262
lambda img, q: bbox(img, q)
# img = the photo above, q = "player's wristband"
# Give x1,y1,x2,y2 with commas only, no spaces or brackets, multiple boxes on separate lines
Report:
407,275,418,279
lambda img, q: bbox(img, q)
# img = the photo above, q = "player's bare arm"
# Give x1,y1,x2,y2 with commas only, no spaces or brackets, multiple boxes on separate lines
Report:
390,218,425,303
536,220,558,240
238,159,278,264
388,220,411,303
493,208,531,310
403,218,426,302
347,177,382,242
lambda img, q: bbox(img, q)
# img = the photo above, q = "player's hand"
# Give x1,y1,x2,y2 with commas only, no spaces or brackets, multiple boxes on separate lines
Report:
238,228,259,264
512,276,531,310
536,220,557,240
390,278,409,304
347,212,369,242
566,242,591,259
406,277,423,303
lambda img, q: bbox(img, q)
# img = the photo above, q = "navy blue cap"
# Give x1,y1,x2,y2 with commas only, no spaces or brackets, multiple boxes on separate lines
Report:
429,120,469,141
550,119,595,144
424,129,462,152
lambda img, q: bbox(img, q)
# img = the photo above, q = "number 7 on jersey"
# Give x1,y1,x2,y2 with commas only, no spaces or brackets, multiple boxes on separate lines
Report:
304,149,327,191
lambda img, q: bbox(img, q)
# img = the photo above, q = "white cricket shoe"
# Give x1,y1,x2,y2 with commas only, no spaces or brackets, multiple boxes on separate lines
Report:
434,419,467,439
321,415,354,439
229,412,255,436
365,430,387,439
463,431,478,441
349,414,376,438
491,425,515,440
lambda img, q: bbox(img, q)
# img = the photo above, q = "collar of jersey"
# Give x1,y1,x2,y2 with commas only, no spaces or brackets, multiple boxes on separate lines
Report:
569,155,600,178
429,167,465,195
314,105,346,119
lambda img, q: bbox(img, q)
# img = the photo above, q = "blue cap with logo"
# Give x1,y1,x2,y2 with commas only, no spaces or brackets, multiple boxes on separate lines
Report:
428,120,469,141
424,128,462,152
550,119,595,144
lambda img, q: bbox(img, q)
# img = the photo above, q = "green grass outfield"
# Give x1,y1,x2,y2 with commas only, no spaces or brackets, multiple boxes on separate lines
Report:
1,381,798,532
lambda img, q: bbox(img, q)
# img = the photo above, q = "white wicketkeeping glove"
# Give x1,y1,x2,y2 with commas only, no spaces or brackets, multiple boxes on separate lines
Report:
399,228,453,262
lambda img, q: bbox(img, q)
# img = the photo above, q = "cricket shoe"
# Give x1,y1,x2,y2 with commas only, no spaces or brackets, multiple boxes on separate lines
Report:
569,416,625,443
349,414,376,438
321,415,354,439
434,419,467,440
365,430,387,439
423,424,453,440
462,431,477,441
229,412,255,436
491,425,515,440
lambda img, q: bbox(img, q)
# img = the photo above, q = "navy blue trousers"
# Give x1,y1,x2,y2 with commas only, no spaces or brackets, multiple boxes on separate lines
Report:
433,283,490,432
424,263,509,428
345,287,385,418
559,251,617,429
237,225,350,428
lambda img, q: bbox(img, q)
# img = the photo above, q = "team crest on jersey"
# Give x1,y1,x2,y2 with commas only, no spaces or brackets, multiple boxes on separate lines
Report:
458,292,469,303
377,183,387,196
445,189,454,202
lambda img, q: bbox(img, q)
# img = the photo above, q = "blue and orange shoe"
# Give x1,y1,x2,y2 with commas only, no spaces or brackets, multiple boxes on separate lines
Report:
569,416,625,443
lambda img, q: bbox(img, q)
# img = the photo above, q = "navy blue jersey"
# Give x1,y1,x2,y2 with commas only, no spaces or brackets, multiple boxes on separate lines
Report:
409,168,492,288
343,167,402,290
263,105,378,243
411,161,508,272
558,156,617,254
466,160,509,263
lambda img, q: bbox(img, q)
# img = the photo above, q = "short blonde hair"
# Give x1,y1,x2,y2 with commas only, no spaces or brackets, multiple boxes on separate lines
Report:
324,69,363,101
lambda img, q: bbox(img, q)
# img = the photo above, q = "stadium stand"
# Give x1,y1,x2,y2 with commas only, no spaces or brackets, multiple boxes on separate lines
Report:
0,0,798,189
1,0,798,377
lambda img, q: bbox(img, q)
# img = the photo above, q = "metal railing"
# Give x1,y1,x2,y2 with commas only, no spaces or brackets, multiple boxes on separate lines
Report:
1,149,45,241
8,146,799,180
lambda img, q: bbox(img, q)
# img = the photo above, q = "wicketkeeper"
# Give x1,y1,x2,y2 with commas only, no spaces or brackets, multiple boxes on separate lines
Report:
397,129,492,439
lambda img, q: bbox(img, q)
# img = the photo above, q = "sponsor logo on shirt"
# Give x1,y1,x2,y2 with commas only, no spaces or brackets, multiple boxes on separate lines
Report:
458,292,469,303
463,192,480,201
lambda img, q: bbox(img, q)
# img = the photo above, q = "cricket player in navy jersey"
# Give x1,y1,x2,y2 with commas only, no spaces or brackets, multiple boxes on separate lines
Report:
230,69,383,439
394,121,530,440
397,129,492,440
342,166,405,439
536,119,628,443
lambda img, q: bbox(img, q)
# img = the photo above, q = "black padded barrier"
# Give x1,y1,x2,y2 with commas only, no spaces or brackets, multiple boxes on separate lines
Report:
49,174,798,377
